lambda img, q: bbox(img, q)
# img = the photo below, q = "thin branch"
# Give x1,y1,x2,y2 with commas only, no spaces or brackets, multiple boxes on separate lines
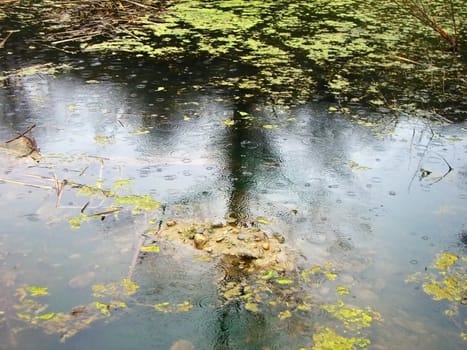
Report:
448,0,458,37
120,0,159,10
0,30,15,49
80,201,90,213
5,124,36,144
428,154,453,185
0,178,54,190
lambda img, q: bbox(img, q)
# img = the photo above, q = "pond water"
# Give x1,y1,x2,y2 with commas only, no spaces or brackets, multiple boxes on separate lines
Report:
0,53,466,350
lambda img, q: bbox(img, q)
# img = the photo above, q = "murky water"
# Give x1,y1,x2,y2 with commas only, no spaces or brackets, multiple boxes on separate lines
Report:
0,54,466,350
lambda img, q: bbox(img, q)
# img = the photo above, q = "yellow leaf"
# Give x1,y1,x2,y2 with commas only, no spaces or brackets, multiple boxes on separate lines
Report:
276,277,293,285
93,302,111,316
336,286,350,296
140,245,160,253
155,302,171,312
122,279,139,296
433,252,458,271
245,302,259,312
37,312,55,320
26,286,49,297
262,124,277,129
223,119,235,126
262,270,278,280
177,301,193,312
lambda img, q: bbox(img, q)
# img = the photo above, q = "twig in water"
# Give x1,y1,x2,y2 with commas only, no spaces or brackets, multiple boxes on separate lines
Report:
5,124,36,144
0,30,17,49
127,234,147,280
53,173,66,207
79,166,89,176
428,154,453,185
120,0,159,9
407,124,434,192
80,201,90,213
0,178,53,190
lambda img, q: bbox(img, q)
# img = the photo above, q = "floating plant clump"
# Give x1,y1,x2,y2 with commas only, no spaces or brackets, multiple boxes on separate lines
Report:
1,0,465,119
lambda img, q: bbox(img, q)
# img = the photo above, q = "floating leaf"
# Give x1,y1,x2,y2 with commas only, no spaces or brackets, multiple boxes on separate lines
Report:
324,271,338,281
256,217,269,224
261,270,278,280
433,252,458,271
422,276,462,302
154,302,171,312
37,312,55,320
92,283,113,298
349,160,370,171
111,301,128,309
336,286,350,296
321,300,380,330
115,195,160,212
223,119,235,126
223,284,242,299
93,301,111,316
262,124,277,129
94,135,113,145
276,277,294,285
26,286,49,297
311,327,371,350
113,179,132,189
278,310,292,320
131,128,150,135
177,301,193,312
297,303,312,311
245,302,259,312
140,245,160,253
121,279,139,296
69,214,89,229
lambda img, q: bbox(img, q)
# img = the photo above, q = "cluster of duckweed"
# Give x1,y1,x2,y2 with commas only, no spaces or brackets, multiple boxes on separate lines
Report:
406,251,466,341
62,0,466,117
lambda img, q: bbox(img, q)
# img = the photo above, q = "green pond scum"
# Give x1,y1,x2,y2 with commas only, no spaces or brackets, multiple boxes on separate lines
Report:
68,179,160,227
2,0,465,118
309,327,371,350
406,251,467,341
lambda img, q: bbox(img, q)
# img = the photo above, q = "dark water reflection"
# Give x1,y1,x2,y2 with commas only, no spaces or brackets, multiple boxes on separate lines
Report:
0,57,466,349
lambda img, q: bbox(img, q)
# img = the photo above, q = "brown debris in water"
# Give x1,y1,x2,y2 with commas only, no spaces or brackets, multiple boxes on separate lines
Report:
2,0,172,50
1,124,41,161
156,220,294,277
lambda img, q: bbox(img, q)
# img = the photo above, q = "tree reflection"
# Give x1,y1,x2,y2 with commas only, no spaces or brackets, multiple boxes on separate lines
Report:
212,101,281,349
224,104,278,224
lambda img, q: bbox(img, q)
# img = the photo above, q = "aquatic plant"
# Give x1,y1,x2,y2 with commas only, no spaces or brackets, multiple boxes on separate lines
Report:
2,0,465,118
406,250,466,341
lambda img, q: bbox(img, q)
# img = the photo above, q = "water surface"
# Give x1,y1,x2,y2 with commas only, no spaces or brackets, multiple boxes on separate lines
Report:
0,57,466,350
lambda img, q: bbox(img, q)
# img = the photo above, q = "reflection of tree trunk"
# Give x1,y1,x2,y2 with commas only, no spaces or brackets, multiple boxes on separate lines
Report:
212,300,268,350
214,103,278,348
225,105,277,224
213,302,238,350
226,110,252,224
